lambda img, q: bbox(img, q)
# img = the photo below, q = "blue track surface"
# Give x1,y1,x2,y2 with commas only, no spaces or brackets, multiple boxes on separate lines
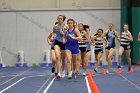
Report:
47,76,88,93
93,66,140,93
0,66,140,93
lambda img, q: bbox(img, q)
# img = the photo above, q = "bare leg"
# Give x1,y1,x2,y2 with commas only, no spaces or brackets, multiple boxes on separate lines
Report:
95,52,103,70
61,50,66,71
125,49,131,71
65,50,72,79
54,45,61,75
51,50,56,73
81,52,86,74
107,48,115,71
118,46,124,67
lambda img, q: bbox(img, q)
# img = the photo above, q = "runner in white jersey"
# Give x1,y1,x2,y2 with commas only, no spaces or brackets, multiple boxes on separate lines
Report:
92,29,108,72
77,23,90,76
118,24,133,72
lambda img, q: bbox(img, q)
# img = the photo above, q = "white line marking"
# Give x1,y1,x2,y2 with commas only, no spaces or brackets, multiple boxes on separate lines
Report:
43,77,55,93
0,73,51,93
85,76,92,93
93,71,130,77
0,68,31,86
0,75,17,77
24,75,48,79
0,78,24,93
111,68,140,91
36,75,53,93
0,73,50,78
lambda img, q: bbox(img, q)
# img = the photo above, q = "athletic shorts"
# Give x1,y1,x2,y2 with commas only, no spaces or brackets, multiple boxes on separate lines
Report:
65,45,79,54
79,47,86,53
51,47,54,50
106,47,114,50
86,50,91,53
121,45,130,50
95,49,103,54
54,40,65,50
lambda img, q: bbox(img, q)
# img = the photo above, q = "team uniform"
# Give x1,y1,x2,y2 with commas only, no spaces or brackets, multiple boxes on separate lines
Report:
78,32,87,52
94,35,104,54
106,30,116,50
118,31,132,71
120,31,131,50
65,29,79,54
86,36,92,52
54,24,65,50
53,24,66,79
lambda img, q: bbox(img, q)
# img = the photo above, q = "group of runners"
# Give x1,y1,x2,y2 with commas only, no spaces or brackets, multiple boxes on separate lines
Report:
47,15,136,80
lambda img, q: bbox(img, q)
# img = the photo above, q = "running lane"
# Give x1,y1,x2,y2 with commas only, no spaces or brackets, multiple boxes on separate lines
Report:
47,76,88,93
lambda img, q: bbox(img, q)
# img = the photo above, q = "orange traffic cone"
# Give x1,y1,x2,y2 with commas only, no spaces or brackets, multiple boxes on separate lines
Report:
88,71,94,76
118,68,122,74
129,67,134,73
102,69,107,75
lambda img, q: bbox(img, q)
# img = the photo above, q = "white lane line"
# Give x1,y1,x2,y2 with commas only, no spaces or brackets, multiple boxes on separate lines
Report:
1,74,47,79
36,73,53,93
111,68,140,91
43,77,55,93
24,74,48,79
36,75,53,93
0,68,32,86
0,74,51,93
0,78,25,93
93,71,131,77
0,73,50,78
85,76,92,93
0,75,17,77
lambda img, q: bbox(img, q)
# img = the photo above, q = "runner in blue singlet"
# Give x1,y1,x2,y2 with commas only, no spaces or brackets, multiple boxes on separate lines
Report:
103,23,120,73
65,19,81,79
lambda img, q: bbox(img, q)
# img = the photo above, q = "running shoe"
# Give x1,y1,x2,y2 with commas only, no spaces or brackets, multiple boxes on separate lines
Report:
75,72,79,78
82,72,86,76
55,73,58,76
94,68,98,72
106,70,109,74
68,71,72,80
117,66,122,74
56,73,61,79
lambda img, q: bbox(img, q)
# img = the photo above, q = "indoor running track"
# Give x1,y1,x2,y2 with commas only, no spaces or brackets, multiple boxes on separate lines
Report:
0,65,140,93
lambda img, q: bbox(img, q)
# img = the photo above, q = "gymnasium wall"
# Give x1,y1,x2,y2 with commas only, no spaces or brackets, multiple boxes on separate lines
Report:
0,0,120,9
0,0,120,66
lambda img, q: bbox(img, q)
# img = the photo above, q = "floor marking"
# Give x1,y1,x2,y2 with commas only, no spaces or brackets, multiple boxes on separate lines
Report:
0,74,52,93
111,68,140,91
0,72,50,78
43,77,55,93
85,76,92,93
24,74,48,79
93,71,131,77
0,78,25,93
36,73,53,93
0,75,17,77
0,74,47,79
0,68,32,86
